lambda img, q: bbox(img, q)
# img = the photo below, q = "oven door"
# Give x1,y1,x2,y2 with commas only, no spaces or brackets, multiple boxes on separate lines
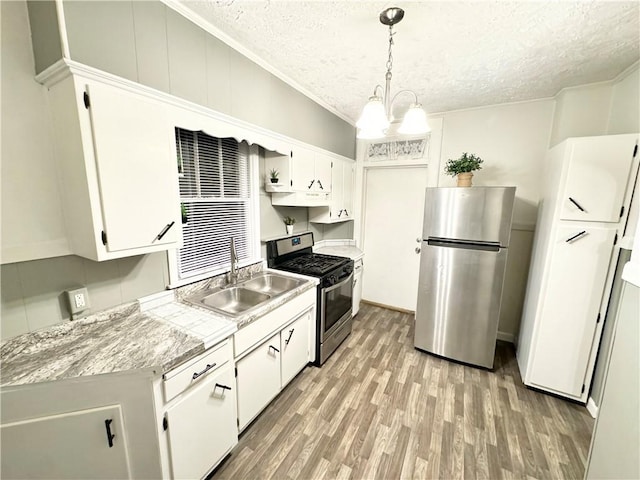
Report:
320,271,353,341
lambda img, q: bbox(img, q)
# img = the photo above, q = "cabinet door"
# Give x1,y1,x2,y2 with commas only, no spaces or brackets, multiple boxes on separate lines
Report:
529,224,617,398
314,154,333,193
352,261,363,316
166,366,237,480
560,136,636,222
1,405,131,479
86,82,181,252
291,146,316,191
236,333,281,430
342,160,354,218
281,310,311,386
330,158,344,218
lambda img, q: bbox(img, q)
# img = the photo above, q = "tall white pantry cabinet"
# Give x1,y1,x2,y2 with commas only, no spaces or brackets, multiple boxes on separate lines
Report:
517,134,639,402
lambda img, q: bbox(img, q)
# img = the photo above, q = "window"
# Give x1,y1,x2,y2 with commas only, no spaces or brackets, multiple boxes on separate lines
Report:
169,128,259,284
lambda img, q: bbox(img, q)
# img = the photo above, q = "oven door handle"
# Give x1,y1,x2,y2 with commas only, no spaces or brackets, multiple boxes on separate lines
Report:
323,272,354,293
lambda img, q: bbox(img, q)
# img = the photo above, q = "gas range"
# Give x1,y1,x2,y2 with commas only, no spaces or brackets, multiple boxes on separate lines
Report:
274,253,353,286
266,233,354,365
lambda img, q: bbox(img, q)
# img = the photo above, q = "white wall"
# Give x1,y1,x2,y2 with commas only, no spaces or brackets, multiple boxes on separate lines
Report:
549,62,639,146
430,99,555,339
549,82,612,147
1,1,70,263
434,99,555,228
608,64,640,135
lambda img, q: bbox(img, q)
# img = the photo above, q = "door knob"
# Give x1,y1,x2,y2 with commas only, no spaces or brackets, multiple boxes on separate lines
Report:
415,247,421,254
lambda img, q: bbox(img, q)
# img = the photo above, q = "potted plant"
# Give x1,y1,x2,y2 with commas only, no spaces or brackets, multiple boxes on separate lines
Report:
283,216,296,235
180,203,188,224
444,152,484,187
269,168,280,184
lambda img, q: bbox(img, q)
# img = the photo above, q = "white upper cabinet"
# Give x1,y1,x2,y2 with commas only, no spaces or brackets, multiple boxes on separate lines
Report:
47,73,182,261
309,156,355,223
266,146,337,206
560,135,637,223
290,147,332,193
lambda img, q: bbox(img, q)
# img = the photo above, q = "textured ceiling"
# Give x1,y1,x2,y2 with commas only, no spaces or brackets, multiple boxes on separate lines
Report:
177,1,640,124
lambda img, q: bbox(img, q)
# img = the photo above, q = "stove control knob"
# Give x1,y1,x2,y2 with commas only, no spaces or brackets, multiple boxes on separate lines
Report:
326,275,337,286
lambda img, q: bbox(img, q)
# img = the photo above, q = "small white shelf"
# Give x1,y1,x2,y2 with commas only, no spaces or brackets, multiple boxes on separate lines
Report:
265,183,290,193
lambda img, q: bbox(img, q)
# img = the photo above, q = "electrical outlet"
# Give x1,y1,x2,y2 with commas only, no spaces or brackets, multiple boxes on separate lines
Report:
74,293,86,309
66,287,90,316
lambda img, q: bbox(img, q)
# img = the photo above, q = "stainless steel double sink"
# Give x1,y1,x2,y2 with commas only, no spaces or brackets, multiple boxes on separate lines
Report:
186,272,306,317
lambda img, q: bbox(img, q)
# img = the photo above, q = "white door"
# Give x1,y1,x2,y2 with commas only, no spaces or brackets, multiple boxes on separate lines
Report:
342,160,355,219
291,146,316,191
86,82,181,252
166,366,237,480
236,333,281,430
361,166,428,311
1,405,131,479
314,153,333,193
529,223,617,398
560,135,636,223
281,310,311,386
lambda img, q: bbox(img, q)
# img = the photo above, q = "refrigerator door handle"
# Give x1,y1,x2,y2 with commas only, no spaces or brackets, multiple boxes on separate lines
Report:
427,238,501,252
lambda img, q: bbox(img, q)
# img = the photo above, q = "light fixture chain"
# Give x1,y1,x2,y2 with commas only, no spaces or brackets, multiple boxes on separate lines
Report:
386,25,395,75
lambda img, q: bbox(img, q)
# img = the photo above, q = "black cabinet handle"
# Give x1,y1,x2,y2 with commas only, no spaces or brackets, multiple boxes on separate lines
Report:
566,230,587,243
308,179,315,189
317,180,324,190
269,345,280,353
568,197,585,212
156,221,175,240
285,329,295,345
214,383,232,391
338,209,343,218
192,363,216,380
344,209,349,217
104,419,115,448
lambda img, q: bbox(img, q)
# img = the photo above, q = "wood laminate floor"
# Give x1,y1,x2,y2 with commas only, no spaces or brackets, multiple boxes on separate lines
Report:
211,303,594,480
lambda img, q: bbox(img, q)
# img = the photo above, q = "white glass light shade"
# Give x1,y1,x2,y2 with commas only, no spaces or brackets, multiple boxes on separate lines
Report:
397,104,430,135
356,96,390,139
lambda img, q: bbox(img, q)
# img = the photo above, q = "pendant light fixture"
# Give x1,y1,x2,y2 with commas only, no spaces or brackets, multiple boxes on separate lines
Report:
356,7,430,139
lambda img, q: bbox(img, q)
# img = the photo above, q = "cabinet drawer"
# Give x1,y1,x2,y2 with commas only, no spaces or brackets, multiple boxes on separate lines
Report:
163,341,232,402
234,288,315,359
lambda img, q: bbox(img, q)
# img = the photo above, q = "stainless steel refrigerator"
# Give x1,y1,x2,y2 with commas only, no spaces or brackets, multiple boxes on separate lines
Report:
414,186,516,368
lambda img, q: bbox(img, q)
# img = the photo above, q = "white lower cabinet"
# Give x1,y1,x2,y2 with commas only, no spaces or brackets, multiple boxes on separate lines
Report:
157,340,237,479
165,366,237,480
236,333,282,431
234,288,315,432
528,224,617,397
352,258,363,316
236,309,312,431
281,310,312,386
1,404,131,479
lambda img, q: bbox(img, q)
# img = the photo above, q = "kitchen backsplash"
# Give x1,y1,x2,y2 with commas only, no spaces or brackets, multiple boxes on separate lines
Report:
1,252,169,340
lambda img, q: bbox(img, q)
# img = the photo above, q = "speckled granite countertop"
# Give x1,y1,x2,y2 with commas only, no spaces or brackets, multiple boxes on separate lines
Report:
0,302,207,388
0,264,318,388
314,244,364,261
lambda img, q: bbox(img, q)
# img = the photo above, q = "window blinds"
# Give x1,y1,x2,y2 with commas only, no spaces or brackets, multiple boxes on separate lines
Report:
175,128,254,280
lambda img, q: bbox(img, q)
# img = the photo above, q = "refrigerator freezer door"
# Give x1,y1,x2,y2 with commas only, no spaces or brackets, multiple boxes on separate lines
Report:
422,187,516,246
414,241,508,368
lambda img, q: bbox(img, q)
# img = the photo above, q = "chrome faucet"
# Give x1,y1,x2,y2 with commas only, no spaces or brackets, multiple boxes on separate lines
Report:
229,237,239,286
